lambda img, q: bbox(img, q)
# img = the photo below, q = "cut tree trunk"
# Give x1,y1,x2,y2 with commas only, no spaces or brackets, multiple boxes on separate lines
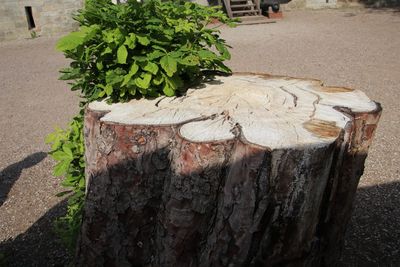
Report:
76,73,381,266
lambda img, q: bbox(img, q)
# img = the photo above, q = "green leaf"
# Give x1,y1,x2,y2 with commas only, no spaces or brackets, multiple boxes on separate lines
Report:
106,69,125,85
45,132,57,144
175,20,195,33
78,176,85,188
59,68,81,80
47,130,63,150
178,44,191,52
129,62,139,75
163,83,175,96
216,43,231,60
53,160,71,176
117,45,128,64
63,144,74,159
119,87,126,97
147,18,163,24
62,174,80,187
147,50,165,60
178,55,199,66
169,51,183,58
152,74,164,85
135,73,152,89
215,61,232,73
110,28,124,45
56,31,85,51
83,24,100,40
101,47,112,56
98,90,106,98
137,35,150,46
151,45,167,53
203,32,217,44
124,33,136,49
128,87,136,96
103,30,115,44
162,29,175,38
132,55,148,62
52,151,71,161
105,84,113,96
121,73,133,87
143,61,159,75
165,75,183,90
56,190,73,197
96,62,103,70
160,55,177,77
121,62,139,87
198,50,218,60
146,24,162,31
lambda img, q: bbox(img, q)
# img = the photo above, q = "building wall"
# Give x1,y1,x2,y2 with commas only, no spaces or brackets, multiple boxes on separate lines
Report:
0,0,83,41
192,0,340,10
285,0,337,9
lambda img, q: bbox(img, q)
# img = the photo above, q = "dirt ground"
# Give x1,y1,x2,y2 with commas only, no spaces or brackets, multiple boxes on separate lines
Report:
0,7,399,266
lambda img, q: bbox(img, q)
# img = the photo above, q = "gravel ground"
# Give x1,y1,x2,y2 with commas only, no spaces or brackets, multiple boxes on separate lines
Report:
0,7,399,266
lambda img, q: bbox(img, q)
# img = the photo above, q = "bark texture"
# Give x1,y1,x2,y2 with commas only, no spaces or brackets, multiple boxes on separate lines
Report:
76,74,381,266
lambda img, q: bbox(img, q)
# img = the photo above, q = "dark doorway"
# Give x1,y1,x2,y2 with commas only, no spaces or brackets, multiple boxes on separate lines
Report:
25,6,36,30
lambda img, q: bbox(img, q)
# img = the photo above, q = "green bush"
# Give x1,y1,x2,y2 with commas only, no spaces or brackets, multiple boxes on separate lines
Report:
47,0,234,253
57,0,235,102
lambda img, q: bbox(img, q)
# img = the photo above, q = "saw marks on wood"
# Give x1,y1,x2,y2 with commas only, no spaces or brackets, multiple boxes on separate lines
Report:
89,74,377,149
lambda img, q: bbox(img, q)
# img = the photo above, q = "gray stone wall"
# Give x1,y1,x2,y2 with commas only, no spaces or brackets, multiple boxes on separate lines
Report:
0,0,83,41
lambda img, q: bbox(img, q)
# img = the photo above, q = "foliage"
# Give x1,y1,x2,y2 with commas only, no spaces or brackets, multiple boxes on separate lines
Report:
30,30,38,39
56,0,235,103
47,0,234,253
46,113,85,251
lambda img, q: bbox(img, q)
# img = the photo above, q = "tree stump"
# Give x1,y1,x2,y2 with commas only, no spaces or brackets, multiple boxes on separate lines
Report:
77,73,381,266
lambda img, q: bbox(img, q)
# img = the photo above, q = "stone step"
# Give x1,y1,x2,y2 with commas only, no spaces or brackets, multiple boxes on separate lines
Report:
232,10,259,14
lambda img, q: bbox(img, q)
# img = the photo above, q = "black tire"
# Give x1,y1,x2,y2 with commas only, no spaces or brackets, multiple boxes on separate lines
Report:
272,3,280,13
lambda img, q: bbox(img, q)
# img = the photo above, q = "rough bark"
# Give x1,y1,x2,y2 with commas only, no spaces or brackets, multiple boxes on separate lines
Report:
76,73,381,266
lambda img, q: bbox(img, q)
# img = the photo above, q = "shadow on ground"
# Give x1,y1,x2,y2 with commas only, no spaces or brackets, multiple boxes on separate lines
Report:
0,199,70,267
0,152,47,207
340,181,400,266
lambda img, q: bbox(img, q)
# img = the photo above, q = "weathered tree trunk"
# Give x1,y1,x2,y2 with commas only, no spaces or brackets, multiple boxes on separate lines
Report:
76,73,381,266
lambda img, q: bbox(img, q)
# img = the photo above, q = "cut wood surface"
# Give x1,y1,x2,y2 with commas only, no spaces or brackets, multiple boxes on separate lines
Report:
77,73,381,266
89,74,377,149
